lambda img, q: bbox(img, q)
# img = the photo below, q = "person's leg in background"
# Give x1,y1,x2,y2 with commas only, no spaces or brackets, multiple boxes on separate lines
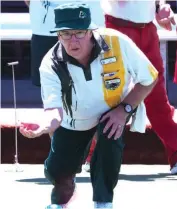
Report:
105,17,177,173
140,23,177,172
83,134,97,172
31,34,58,87
44,126,96,207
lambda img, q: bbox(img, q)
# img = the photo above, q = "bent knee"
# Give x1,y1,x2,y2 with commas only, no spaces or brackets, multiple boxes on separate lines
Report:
44,168,75,204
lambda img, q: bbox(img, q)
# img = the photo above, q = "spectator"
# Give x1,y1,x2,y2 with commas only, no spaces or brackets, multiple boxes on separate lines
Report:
97,0,177,174
24,0,58,86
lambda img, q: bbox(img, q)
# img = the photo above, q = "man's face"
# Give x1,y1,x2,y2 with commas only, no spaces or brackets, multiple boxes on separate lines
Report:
58,30,93,61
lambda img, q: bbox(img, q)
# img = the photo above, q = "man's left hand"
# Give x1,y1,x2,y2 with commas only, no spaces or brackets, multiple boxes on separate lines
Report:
100,106,128,140
156,4,176,31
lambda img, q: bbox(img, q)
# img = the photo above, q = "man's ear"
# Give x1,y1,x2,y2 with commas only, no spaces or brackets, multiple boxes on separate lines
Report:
57,33,61,41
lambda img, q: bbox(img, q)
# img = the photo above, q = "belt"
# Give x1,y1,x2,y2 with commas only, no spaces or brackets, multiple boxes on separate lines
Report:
105,15,150,28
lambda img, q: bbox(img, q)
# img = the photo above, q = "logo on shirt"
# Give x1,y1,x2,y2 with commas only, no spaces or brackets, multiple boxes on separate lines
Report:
105,78,121,90
100,57,117,65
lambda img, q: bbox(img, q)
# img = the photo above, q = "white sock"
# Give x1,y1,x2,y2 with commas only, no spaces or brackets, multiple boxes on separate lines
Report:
94,202,113,208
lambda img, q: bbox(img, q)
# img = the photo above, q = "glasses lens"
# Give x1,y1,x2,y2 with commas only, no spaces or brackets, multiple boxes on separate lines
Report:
75,31,87,39
61,33,72,40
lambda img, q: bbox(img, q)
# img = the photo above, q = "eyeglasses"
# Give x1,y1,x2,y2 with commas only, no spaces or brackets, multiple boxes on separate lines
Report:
58,30,88,40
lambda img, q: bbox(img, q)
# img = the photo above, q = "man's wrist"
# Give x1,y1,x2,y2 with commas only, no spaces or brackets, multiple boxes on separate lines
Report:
43,118,60,134
42,125,51,134
119,102,134,114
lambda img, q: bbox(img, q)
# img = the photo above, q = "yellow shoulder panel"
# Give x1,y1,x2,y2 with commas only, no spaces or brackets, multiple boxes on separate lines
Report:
101,32,126,108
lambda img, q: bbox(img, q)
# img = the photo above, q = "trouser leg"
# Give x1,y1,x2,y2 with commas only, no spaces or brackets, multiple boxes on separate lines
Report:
44,126,96,205
91,120,125,203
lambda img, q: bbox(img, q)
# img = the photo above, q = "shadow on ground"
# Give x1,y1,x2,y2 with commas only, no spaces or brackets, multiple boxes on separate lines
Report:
16,172,177,185
16,176,91,184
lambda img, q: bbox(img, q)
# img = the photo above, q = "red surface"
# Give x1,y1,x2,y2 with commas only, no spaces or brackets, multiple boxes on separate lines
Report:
1,108,177,164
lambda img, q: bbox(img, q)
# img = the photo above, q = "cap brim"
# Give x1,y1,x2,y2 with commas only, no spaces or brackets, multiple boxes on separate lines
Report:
50,22,98,33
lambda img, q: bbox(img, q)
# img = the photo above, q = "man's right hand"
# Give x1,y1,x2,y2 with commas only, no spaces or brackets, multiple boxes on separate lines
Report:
19,122,49,138
19,108,62,138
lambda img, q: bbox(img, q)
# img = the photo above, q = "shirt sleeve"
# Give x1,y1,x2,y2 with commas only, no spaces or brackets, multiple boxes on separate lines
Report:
39,56,63,110
121,34,158,86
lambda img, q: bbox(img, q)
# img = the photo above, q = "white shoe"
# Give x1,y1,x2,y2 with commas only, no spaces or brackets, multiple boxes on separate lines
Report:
45,204,63,209
83,162,90,172
94,202,113,208
170,163,177,175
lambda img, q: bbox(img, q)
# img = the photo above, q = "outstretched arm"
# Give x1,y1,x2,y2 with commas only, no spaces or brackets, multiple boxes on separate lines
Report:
19,53,63,139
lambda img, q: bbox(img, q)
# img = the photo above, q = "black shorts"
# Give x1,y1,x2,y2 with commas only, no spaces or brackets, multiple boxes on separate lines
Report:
31,34,58,86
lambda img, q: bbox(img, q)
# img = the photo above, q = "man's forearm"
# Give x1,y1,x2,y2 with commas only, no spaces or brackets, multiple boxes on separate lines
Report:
122,79,158,110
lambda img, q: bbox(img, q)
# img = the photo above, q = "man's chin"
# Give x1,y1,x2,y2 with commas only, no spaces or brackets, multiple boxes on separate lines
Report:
70,53,81,60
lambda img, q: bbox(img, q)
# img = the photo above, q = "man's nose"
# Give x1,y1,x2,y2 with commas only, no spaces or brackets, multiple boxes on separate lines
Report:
70,34,77,41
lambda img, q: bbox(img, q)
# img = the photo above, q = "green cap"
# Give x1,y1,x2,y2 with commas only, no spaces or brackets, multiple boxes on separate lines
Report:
50,2,97,33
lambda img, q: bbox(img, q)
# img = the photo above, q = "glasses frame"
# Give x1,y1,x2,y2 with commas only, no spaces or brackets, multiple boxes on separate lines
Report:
58,30,88,40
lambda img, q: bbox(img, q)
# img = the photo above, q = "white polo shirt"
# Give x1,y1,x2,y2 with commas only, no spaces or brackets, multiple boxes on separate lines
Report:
100,0,156,23
39,28,158,132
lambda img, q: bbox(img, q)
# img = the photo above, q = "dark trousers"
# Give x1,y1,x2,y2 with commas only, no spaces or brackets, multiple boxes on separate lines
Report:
91,120,124,202
44,119,125,205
